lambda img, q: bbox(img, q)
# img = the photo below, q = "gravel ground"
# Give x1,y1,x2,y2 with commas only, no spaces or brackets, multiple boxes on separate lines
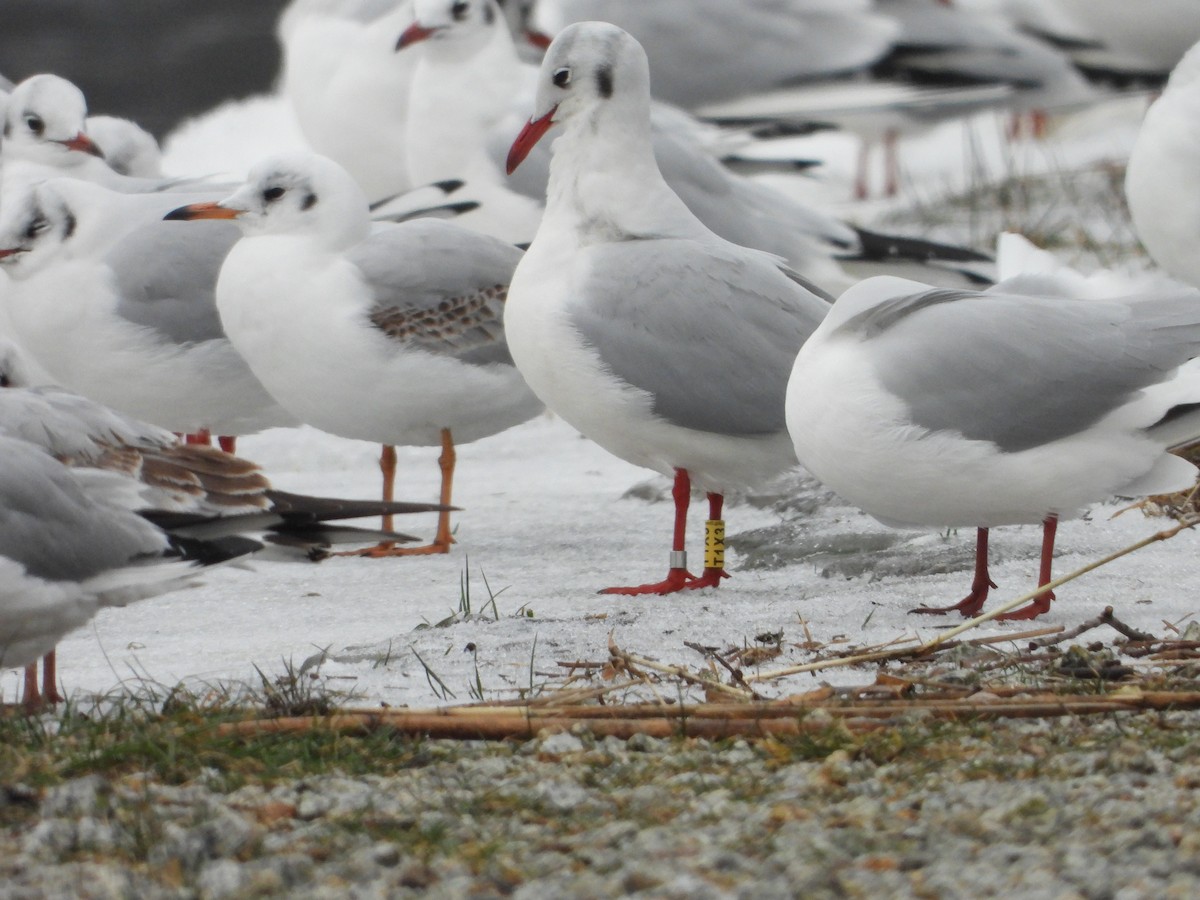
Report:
3,711,1200,899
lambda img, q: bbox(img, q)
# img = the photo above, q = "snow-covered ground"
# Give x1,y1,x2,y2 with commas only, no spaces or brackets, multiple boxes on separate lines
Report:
9,85,1198,709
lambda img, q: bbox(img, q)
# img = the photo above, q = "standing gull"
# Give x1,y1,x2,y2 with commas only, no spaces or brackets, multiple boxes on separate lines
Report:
504,23,830,593
785,275,1200,620
165,152,542,556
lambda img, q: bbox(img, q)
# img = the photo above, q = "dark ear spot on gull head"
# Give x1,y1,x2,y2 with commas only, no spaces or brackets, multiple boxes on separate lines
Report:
302,193,318,211
596,64,613,99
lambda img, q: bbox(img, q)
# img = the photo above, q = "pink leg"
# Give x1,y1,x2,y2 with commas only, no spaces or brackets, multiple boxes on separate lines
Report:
854,140,871,200
217,435,237,454
910,527,997,617
883,128,900,198
601,468,698,595
686,492,730,590
998,515,1057,620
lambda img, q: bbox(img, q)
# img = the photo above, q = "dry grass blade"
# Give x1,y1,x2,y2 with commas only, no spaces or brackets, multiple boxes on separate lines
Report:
212,688,1200,742
745,517,1199,684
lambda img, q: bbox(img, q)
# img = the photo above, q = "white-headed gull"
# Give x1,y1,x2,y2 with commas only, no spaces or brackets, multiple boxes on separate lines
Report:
504,23,831,594
397,0,994,288
786,274,1200,620
0,74,221,194
0,74,106,179
528,0,900,109
0,434,261,709
164,151,543,556
1125,40,1200,289
0,177,299,450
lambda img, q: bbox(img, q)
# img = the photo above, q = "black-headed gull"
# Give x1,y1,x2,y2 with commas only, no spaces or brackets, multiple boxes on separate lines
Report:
504,23,831,594
0,177,299,451
0,74,106,177
398,0,993,291
1125,40,1200,289
786,274,1200,620
528,0,900,109
0,74,222,194
164,151,543,556
0,435,260,710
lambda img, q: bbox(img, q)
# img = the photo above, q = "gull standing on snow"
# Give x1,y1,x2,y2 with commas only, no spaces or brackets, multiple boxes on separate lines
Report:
504,23,831,594
165,152,543,556
786,275,1200,620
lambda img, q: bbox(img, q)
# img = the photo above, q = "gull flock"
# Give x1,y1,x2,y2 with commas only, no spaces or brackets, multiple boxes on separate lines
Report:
3,0,1200,709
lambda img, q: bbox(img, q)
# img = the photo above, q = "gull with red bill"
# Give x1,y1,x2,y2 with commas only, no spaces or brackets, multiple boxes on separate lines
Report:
503,22,831,594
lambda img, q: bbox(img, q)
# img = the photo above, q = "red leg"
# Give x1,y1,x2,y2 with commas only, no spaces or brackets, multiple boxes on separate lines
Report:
185,429,212,446
911,527,997,616
686,492,729,590
41,650,61,704
601,468,698,595
217,435,237,454
998,515,1057,620
21,663,41,712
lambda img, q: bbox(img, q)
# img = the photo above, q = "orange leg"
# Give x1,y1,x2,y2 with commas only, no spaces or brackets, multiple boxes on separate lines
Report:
602,468,700,595
340,431,457,558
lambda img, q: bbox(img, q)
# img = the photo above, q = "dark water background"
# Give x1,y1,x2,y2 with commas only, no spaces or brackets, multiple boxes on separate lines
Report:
2,1,290,138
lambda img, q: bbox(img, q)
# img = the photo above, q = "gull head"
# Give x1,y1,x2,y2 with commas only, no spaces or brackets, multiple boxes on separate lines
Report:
507,21,650,174
0,180,78,278
2,74,104,166
397,0,504,54
165,151,372,248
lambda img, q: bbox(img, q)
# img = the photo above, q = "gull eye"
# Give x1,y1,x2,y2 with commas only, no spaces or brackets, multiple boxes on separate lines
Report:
24,218,48,240
451,0,469,20
262,186,285,202
552,67,571,88
25,115,45,136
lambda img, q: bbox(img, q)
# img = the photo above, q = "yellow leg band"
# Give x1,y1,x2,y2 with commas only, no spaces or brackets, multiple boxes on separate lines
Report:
704,519,725,570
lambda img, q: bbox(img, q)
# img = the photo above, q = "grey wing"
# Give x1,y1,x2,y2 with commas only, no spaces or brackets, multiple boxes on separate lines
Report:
352,219,524,367
107,220,240,345
859,286,1200,452
0,386,174,463
571,238,830,435
0,437,166,582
